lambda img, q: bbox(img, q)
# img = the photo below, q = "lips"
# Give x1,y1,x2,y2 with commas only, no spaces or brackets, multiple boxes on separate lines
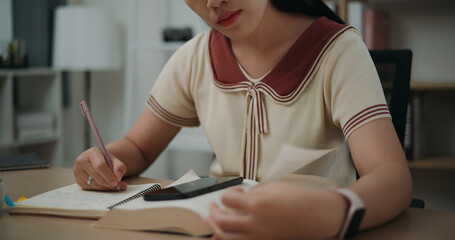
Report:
217,10,241,27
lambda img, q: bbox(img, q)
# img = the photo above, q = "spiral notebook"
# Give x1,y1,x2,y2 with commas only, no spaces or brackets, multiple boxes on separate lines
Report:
10,183,161,219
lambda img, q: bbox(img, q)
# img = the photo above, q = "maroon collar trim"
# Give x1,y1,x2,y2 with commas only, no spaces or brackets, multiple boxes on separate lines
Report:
209,17,352,103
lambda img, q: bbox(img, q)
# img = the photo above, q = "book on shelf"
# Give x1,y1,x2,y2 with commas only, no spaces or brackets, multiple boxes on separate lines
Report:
15,110,55,141
363,9,390,50
404,100,414,160
16,110,54,127
17,126,55,141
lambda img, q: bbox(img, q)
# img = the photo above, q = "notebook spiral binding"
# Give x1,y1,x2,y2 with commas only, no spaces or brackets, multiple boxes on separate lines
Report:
108,184,161,210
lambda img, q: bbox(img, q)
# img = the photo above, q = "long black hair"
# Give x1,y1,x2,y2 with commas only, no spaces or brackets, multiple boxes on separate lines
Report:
270,0,345,24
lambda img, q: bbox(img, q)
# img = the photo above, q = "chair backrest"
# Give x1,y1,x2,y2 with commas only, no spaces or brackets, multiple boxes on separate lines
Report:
369,50,412,147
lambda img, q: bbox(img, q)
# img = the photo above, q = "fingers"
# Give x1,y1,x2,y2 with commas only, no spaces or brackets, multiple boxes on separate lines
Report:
87,148,119,188
209,202,249,233
110,152,127,182
206,203,250,240
221,188,250,212
73,147,127,191
118,181,128,190
75,170,106,190
75,172,127,191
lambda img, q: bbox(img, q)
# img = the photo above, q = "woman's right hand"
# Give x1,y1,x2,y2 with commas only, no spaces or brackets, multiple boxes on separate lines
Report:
73,147,128,191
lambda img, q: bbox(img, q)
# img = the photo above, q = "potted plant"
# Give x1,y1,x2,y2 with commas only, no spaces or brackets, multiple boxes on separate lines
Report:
0,39,28,68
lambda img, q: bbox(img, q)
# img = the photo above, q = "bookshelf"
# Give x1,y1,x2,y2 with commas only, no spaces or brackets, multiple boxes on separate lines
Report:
408,82,455,169
0,68,64,166
329,0,455,170
408,156,455,171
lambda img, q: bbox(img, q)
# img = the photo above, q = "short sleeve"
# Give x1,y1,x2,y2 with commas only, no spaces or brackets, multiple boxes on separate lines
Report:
146,34,206,127
324,30,391,139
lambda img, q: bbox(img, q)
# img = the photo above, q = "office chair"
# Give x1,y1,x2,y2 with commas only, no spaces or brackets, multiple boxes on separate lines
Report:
370,50,411,147
369,49,425,209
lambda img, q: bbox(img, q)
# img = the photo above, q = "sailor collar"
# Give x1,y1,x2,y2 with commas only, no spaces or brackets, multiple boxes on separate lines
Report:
209,16,352,104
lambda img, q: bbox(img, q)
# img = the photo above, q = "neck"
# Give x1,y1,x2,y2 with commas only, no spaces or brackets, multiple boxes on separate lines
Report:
231,4,316,53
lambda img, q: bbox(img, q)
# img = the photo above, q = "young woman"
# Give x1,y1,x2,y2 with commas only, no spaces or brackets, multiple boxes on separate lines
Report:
73,0,412,239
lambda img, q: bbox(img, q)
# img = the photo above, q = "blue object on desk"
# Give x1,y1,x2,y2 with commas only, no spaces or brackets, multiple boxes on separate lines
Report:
4,195,16,207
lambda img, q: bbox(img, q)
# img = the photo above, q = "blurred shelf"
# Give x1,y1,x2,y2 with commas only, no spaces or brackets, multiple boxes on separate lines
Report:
408,156,455,171
410,81,455,91
0,134,59,149
0,68,56,77
327,0,444,23
0,68,63,166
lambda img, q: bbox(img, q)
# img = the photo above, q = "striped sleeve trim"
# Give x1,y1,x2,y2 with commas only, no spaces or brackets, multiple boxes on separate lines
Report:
342,104,391,138
146,95,200,127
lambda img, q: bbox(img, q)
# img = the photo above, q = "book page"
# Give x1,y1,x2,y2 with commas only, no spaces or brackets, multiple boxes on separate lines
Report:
262,144,337,183
165,169,201,188
15,183,159,210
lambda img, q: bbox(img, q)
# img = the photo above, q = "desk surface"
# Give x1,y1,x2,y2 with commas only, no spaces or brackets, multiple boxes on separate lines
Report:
1,167,455,240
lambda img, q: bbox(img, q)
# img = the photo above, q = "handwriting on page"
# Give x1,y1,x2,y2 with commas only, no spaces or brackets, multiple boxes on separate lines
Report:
17,184,155,210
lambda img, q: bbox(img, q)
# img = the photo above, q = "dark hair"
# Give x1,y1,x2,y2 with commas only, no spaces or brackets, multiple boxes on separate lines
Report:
270,0,345,24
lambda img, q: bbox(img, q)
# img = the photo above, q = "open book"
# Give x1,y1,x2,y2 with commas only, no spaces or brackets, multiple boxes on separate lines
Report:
93,178,258,236
11,172,338,236
10,169,257,236
92,174,338,236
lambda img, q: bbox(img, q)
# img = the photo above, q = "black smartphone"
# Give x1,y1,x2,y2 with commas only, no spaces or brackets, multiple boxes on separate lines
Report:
143,176,243,201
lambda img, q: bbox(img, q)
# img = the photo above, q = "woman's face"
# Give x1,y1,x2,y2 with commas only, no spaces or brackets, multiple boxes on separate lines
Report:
184,0,269,40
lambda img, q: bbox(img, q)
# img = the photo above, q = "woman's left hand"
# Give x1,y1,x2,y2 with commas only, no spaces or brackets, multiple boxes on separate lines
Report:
205,182,347,240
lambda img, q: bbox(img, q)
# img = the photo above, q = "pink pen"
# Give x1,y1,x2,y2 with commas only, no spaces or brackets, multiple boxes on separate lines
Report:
80,100,120,191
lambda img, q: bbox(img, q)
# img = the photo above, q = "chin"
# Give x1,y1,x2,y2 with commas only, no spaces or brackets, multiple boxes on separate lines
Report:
215,26,252,41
